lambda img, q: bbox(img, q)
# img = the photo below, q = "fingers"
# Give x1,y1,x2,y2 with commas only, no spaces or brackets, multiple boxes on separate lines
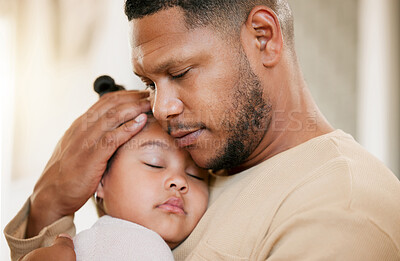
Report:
89,99,151,131
81,92,151,133
78,91,151,147
88,90,150,118
98,113,148,157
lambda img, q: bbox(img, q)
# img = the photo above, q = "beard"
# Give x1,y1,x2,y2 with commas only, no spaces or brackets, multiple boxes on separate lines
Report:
206,47,272,172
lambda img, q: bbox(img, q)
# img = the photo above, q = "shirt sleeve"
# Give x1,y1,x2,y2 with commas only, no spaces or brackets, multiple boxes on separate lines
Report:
261,208,400,261
3,198,76,261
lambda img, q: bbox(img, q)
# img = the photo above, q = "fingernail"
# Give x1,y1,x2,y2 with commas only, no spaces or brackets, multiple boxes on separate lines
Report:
58,233,72,240
134,114,146,123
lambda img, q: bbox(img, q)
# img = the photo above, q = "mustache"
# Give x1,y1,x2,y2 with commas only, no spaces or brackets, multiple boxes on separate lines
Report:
167,121,206,135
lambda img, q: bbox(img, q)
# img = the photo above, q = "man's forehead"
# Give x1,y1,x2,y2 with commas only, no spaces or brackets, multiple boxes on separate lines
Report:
128,8,193,73
129,7,189,48
130,33,190,76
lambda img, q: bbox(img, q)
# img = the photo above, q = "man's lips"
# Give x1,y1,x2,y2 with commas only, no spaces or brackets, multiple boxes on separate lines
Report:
157,197,185,215
170,129,204,148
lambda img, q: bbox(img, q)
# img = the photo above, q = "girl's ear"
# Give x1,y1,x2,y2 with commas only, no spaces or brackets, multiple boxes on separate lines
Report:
94,180,107,217
96,180,105,199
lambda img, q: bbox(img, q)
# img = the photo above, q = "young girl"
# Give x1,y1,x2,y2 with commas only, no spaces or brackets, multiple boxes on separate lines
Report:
73,114,209,260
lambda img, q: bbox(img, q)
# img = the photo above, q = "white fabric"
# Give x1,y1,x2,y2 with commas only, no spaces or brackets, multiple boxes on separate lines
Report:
74,215,174,261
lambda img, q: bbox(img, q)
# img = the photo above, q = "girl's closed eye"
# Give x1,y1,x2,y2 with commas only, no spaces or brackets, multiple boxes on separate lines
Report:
141,155,166,169
185,166,206,181
187,173,204,181
144,163,164,169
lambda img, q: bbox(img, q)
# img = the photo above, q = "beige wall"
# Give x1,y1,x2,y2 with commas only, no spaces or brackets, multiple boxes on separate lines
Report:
10,0,144,181
288,0,399,176
289,0,359,136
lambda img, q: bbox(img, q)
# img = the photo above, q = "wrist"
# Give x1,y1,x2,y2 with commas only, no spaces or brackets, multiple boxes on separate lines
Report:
26,188,63,238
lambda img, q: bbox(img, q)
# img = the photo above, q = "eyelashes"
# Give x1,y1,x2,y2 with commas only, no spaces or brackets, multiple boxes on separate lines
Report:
142,68,192,91
171,67,191,79
143,163,204,180
144,163,163,169
187,174,204,181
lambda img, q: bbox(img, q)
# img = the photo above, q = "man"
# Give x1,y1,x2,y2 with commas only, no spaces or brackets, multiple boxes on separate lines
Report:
5,0,400,260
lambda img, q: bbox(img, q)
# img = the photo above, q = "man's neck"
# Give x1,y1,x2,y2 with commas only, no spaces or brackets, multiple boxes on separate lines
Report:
228,81,334,175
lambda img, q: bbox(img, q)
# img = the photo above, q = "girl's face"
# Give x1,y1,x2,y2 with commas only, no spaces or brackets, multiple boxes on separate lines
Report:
96,119,209,248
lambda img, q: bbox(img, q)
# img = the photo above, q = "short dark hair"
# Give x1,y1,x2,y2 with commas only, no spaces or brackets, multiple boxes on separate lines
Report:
124,0,294,49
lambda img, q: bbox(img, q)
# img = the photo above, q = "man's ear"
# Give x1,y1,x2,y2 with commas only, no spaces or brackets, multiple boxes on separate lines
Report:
244,6,283,67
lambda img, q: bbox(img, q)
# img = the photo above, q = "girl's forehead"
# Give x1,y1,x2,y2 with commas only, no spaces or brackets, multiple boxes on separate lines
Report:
121,120,175,151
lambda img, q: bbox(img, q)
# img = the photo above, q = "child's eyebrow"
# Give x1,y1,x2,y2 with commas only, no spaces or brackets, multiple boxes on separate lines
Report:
139,140,169,150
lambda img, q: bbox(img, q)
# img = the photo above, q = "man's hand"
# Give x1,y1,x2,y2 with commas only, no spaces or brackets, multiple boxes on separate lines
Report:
20,234,75,261
27,90,151,237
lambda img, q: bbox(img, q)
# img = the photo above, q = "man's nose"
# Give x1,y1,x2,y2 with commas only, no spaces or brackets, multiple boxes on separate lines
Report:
152,84,184,121
165,173,188,194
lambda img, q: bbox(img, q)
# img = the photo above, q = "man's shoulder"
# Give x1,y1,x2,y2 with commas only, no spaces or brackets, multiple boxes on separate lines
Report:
213,130,399,217
266,130,400,248
254,129,398,191
301,129,400,214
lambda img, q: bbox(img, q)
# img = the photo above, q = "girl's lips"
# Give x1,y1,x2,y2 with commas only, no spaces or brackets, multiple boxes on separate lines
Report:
157,197,185,215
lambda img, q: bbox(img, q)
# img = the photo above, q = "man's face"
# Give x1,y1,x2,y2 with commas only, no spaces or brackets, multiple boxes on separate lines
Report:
131,7,271,170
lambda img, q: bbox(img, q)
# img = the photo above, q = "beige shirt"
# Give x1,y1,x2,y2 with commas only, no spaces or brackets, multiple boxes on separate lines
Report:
5,130,400,260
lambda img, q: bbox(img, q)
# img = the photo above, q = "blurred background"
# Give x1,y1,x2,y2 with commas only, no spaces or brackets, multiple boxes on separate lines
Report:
1,0,399,259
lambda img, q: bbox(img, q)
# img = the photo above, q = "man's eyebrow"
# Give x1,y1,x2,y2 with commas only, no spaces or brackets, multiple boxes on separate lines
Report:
134,58,187,77
139,140,170,149
154,58,185,73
